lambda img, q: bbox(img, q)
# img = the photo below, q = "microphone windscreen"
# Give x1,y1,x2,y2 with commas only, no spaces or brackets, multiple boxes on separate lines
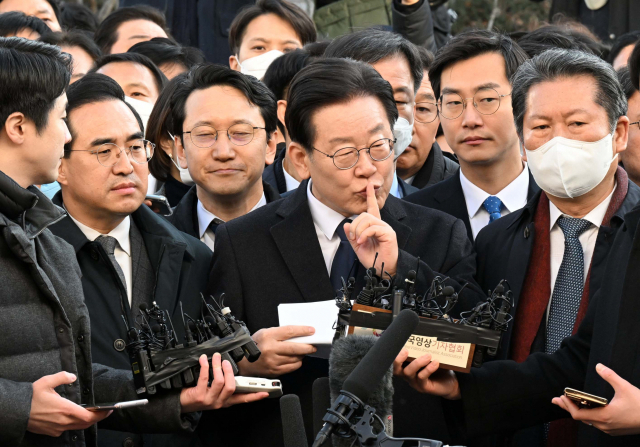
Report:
151,324,161,333
139,303,148,311
312,378,331,441
342,309,418,402
280,394,308,447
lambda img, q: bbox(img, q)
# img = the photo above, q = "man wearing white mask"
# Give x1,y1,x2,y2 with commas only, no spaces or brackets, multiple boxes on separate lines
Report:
227,0,316,80
324,28,422,198
405,30,539,240
394,48,640,447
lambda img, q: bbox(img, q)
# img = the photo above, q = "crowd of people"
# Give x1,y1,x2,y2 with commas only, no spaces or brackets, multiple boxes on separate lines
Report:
1,1,640,447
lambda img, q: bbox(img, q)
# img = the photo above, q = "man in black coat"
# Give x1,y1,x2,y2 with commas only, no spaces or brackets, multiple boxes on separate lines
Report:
395,48,639,447
51,73,267,447
166,65,281,250
405,31,538,241
205,58,485,447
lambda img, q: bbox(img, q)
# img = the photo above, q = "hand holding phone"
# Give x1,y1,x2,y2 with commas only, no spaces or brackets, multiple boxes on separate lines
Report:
82,399,149,412
564,388,608,409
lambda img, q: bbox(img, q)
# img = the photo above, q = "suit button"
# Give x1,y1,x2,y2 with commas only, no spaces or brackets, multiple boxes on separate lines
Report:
91,249,99,261
524,227,530,239
82,387,89,395
77,334,84,342
123,437,135,447
58,327,65,333
114,339,126,352
71,434,78,441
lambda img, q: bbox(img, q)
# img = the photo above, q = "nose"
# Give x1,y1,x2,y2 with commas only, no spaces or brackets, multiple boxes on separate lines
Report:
63,121,72,145
353,149,378,178
460,99,483,129
112,148,135,175
212,133,236,161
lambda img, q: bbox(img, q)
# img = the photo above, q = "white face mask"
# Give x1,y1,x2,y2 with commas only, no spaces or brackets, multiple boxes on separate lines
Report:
393,117,414,159
125,96,154,132
525,133,617,199
237,50,284,80
167,131,194,185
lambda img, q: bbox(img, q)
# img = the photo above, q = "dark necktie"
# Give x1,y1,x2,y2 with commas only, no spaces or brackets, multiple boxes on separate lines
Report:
482,196,503,223
329,218,357,294
96,235,127,291
208,217,225,235
545,216,592,354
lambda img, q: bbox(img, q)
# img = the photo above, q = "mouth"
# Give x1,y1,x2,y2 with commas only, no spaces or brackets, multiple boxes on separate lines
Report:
213,168,242,175
111,182,137,194
462,136,490,146
356,185,381,198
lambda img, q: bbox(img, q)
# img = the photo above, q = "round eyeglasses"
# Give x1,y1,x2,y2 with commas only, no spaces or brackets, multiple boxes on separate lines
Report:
438,88,511,120
415,101,439,123
182,123,266,148
312,138,395,170
631,121,640,131
67,140,155,167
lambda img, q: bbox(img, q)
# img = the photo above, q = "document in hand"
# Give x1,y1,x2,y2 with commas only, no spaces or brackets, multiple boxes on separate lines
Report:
278,300,338,358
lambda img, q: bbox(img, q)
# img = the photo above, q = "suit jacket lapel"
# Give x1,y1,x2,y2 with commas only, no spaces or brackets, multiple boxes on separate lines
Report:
526,169,541,201
433,171,473,240
270,181,335,303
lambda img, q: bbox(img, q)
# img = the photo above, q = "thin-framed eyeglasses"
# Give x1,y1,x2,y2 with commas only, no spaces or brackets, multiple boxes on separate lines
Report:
67,139,155,167
311,138,395,170
438,87,511,120
631,121,640,131
415,101,439,123
182,123,266,148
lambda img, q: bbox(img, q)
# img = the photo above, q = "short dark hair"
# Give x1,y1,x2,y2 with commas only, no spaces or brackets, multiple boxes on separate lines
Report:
228,0,317,55
0,0,60,18
92,52,167,95
304,40,330,57
0,11,50,38
169,64,278,144
429,30,529,99
285,58,398,152
147,73,187,182
416,46,434,72
59,3,98,33
324,28,423,93
40,30,101,62
0,37,71,132
128,37,205,73
516,25,596,58
94,5,168,54
608,31,640,65
64,72,143,155
512,49,627,139
629,41,640,90
616,67,637,101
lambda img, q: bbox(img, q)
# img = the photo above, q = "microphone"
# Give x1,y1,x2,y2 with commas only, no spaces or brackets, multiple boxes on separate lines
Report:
280,394,308,447
312,309,419,447
312,378,331,446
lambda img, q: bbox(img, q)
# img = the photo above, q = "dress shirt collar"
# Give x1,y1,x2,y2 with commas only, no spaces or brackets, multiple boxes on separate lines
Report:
549,182,616,230
460,163,530,219
197,193,267,239
389,172,401,198
282,159,301,192
307,179,355,241
67,211,131,256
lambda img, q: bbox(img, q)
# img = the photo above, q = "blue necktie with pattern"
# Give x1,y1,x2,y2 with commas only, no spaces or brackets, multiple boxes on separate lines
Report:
482,196,503,223
329,218,356,294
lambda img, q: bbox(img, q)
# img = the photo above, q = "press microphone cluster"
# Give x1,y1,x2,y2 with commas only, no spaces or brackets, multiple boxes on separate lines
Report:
123,294,260,395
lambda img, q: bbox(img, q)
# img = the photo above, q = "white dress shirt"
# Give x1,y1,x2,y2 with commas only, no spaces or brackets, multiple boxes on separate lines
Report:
546,184,616,320
405,175,416,186
389,172,402,198
197,193,267,251
68,214,133,306
283,159,301,192
307,180,357,275
460,164,530,239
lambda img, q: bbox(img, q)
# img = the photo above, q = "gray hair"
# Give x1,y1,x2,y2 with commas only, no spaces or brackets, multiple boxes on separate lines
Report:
512,48,627,139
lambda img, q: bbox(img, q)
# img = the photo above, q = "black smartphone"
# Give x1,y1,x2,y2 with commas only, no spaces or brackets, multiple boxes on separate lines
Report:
145,194,173,216
82,399,149,412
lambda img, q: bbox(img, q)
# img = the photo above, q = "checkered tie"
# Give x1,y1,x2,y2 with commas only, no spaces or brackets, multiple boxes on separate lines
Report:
545,216,592,354
482,196,503,223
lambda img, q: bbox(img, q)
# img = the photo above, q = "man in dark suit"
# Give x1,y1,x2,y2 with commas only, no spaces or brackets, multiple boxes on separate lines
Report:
167,64,280,250
205,58,485,447
405,30,538,241
50,73,267,447
396,46,459,190
395,48,640,447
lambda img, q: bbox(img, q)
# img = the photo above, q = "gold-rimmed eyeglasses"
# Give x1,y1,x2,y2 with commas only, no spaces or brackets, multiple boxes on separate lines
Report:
438,88,511,120
415,101,439,123
67,139,155,167
182,123,266,148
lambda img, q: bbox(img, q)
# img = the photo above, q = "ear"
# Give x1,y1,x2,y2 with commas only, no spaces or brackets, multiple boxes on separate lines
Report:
174,135,189,169
159,136,174,157
288,142,311,179
229,55,240,71
277,100,287,133
4,112,27,145
57,157,69,186
613,116,629,155
265,132,277,165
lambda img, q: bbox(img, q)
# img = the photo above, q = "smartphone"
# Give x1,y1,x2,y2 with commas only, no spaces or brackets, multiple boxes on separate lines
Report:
145,194,173,216
82,399,149,412
235,376,283,398
564,388,608,408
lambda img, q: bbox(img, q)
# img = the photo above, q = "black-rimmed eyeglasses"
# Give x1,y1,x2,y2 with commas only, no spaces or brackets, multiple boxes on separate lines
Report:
311,138,395,170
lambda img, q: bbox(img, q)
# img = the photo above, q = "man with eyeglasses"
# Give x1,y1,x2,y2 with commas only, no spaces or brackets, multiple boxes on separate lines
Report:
396,46,459,190
406,30,539,241
202,57,485,447
49,73,265,447
166,64,281,251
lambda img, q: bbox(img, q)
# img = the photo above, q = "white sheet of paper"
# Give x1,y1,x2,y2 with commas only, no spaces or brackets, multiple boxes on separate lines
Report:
278,300,338,358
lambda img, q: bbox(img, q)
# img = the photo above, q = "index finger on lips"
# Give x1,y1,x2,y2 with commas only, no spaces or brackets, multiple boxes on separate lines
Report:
366,182,381,219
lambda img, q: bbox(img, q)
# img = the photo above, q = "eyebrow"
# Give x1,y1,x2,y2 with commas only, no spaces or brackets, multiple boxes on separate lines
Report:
441,82,503,96
528,108,592,121
327,123,388,145
417,93,436,101
128,35,151,40
90,132,144,146
187,119,254,129
126,82,151,91
36,9,51,14
393,86,412,97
